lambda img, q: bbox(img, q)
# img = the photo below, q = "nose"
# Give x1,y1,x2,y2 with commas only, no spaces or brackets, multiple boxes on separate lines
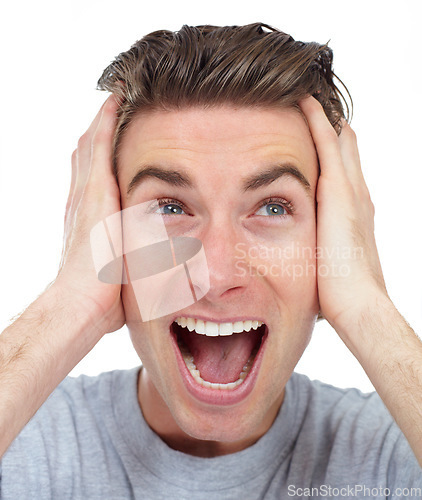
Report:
195,218,251,303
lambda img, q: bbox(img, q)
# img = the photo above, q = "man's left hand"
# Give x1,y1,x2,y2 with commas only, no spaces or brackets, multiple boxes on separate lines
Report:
300,96,422,466
299,96,387,336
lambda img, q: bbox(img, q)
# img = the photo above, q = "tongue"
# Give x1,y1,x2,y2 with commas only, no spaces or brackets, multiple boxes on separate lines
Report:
181,328,262,383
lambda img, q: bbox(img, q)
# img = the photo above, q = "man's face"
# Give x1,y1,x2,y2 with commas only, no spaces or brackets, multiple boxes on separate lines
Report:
118,105,319,454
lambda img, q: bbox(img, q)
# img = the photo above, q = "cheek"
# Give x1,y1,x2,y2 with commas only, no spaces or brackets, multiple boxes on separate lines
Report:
241,214,318,310
122,286,154,362
266,246,317,301
122,286,164,366
122,284,143,325
277,218,318,308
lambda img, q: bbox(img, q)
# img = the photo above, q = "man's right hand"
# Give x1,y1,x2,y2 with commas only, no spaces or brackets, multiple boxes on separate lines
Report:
0,95,125,458
53,95,125,335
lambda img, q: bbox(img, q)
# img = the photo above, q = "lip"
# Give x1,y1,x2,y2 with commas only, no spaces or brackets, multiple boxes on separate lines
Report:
170,322,269,406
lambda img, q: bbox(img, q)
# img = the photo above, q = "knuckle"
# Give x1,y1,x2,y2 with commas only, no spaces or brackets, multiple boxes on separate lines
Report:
78,132,91,150
341,124,357,144
369,199,375,215
362,185,373,204
321,125,338,143
342,121,355,134
357,188,375,215
71,149,78,166
324,176,354,202
348,127,357,140
92,126,111,146
308,96,324,112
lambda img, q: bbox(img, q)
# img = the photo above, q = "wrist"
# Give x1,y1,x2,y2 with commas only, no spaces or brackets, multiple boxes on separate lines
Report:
334,291,395,357
34,283,106,348
337,292,421,379
329,284,391,334
0,282,105,458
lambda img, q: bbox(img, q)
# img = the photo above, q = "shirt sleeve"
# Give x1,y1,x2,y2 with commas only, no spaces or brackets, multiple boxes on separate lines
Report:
386,432,422,498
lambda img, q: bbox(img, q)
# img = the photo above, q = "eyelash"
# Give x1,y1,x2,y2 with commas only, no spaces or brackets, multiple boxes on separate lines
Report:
152,197,295,216
256,197,295,216
155,198,189,214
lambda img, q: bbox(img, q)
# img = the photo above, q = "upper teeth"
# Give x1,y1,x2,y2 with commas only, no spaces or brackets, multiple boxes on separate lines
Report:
175,317,263,336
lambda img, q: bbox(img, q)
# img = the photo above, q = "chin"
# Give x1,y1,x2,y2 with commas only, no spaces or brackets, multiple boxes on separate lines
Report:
129,302,316,454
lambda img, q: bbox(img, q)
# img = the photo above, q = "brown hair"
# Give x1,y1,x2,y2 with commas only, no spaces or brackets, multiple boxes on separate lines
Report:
97,22,351,176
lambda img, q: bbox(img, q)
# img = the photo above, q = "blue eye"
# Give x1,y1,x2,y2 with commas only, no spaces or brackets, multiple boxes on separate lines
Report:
154,199,186,215
160,203,184,215
256,202,287,216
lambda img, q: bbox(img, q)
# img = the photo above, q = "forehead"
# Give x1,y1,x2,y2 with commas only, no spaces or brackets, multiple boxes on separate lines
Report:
118,105,318,187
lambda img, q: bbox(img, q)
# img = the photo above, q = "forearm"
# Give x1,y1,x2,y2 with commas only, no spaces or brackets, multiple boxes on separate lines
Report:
0,285,103,458
341,294,422,466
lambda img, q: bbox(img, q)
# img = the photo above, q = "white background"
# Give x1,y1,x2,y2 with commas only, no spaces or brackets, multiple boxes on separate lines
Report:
0,0,421,393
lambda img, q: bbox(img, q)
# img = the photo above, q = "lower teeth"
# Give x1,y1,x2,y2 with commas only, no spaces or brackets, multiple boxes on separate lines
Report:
178,340,258,390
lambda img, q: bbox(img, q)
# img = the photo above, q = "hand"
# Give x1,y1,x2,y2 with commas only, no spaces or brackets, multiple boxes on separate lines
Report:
53,95,125,334
299,96,388,336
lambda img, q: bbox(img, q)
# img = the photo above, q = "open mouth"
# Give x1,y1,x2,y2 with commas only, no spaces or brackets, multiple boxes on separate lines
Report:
171,318,267,391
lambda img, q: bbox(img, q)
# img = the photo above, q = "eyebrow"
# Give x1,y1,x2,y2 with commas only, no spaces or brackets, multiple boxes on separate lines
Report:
126,162,311,196
127,166,193,195
242,164,311,194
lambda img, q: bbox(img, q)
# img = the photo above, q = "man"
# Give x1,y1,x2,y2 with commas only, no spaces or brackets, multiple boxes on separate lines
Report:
0,23,421,498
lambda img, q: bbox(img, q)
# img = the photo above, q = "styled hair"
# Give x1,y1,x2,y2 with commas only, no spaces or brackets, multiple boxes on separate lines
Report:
97,22,351,176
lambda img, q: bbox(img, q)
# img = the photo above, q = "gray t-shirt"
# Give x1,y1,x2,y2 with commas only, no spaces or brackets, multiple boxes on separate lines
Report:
1,367,421,499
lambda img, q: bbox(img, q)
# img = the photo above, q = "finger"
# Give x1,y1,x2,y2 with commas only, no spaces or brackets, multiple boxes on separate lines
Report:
65,96,118,243
88,95,120,184
82,96,111,143
61,149,79,265
338,121,370,197
63,148,79,244
76,96,114,188
73,96,119,211
299,96,346,182
65,149,78,224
